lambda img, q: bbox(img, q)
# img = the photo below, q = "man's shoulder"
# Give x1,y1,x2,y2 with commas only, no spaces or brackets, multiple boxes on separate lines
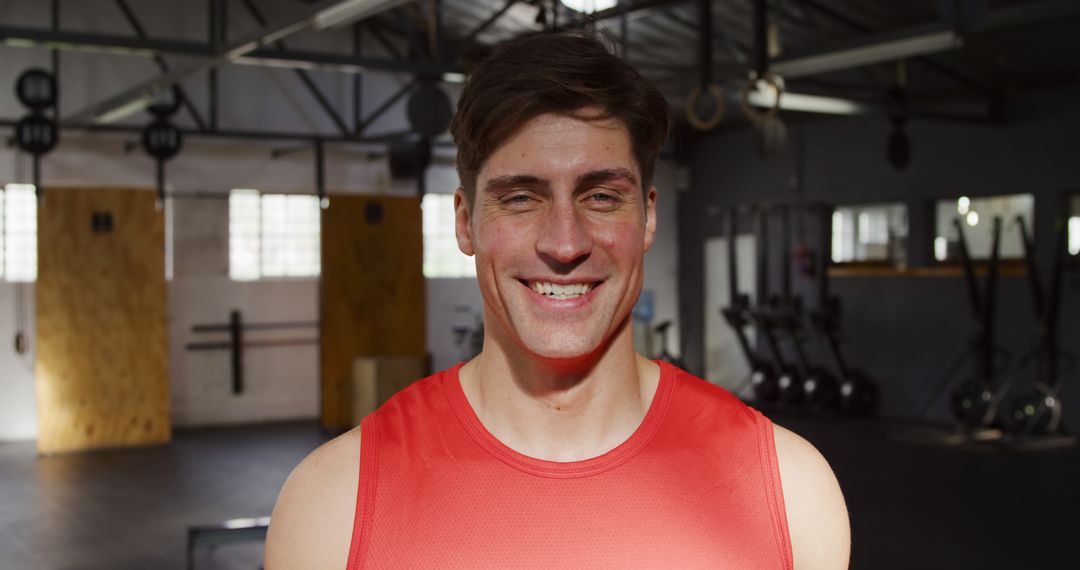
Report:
772,424,851,569
665,364,759,422
264,427,362,570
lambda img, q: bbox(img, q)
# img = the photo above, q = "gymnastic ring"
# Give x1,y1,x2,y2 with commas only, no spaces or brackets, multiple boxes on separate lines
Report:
740,74,783,125
686,84,726,131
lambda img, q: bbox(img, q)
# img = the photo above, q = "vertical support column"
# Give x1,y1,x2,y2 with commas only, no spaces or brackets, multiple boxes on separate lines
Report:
51,0,60,120
315,138,326,208
754,0,768,77
353,23,363,135
209,0,221,131
699,0,713,87
230,310,243,395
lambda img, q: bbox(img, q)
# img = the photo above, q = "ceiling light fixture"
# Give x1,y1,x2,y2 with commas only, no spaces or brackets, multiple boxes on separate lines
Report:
91,94,153,125
771,29,963,78
746,88,871,116
561,0,618,13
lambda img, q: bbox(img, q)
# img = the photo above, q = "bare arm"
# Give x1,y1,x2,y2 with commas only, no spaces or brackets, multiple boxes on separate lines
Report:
264,428,362,570
773,424,851,570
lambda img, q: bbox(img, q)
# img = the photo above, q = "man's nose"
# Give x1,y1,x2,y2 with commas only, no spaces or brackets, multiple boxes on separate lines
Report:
535,199,593,267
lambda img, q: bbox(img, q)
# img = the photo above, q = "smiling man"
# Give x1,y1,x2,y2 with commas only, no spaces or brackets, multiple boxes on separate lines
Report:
266,31,849,570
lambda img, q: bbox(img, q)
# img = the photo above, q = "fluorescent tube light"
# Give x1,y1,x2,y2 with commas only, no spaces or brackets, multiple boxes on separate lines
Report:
313,0,412,30
561,0,618,12
771,30,963,78
747,88,871,116
92,94,152,125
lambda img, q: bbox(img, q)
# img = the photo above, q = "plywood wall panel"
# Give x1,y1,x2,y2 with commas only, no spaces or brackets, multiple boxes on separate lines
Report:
36,188,169,454
321,195,425,430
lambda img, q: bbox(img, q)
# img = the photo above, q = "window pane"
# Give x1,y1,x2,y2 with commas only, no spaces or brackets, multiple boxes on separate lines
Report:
422,193,475,278
831,202,907,264
260,194,289,277
4,184,37,282
934,193,1033,261
229,189,261,280
284,195,320,277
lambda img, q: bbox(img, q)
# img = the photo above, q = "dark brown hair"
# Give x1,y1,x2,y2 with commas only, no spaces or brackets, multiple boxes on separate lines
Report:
449,30,670,207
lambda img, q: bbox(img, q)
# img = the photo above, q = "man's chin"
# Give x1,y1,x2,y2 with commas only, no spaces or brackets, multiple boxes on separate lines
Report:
518,335,604,364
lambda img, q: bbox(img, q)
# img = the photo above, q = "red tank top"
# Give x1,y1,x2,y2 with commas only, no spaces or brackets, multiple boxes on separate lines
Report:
345,361,793,569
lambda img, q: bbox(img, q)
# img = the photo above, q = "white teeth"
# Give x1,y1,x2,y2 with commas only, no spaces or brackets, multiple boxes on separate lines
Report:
530,281,594,299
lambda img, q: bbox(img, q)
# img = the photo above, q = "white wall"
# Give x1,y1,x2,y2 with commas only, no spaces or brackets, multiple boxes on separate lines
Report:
0,283,36,441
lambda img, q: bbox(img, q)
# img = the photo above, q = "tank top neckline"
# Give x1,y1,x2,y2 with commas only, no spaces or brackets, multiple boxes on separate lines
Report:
442,360,675,479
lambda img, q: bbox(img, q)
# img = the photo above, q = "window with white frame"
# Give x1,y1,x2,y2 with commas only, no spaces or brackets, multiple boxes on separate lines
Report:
422,193,475,278
229,189,321,280
1,184,38,282
831,202,908,265
933,193,1034,262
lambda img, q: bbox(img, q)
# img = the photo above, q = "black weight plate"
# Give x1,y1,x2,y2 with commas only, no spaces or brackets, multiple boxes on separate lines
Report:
15,114,58,155
16,68,57,110
142,120,183,161
407,83,453,138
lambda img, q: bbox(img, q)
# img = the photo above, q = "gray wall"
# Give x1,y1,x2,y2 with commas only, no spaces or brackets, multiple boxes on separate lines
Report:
680,87,1080,424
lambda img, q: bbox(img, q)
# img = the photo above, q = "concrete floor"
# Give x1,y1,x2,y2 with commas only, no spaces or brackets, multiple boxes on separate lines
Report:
0,414,1076,569
0,422,327,570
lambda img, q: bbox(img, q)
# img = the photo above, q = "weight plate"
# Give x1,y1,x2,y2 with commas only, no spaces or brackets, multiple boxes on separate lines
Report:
142,120,183,161
407,83,453,138
147,86,182,117
16,68,57,111
15,113,58,155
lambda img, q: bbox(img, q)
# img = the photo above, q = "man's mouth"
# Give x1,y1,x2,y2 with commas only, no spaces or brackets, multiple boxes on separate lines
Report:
521,280,602,300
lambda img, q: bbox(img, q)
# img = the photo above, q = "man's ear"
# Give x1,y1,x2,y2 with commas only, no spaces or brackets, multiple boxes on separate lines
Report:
643,185,658,252
454,187,475,256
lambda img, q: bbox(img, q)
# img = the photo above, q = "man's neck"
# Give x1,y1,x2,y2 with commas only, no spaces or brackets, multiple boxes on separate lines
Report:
458,323,662,463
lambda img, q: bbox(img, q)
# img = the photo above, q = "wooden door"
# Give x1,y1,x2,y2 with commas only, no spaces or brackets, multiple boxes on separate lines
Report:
320,195,426,430
36,188,169,454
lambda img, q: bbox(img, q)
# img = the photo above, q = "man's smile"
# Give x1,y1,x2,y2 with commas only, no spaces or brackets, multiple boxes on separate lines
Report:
519,279,604,300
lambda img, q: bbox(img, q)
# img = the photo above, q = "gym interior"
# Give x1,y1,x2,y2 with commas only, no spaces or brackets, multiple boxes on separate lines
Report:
1,0,1078,568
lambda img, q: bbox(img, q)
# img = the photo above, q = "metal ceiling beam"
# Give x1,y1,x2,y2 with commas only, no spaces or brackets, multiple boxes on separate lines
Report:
0,24,212,56
236,48,458,74
0,24,458,74
240,0,350,138
50,0,442,126
462,0,519,45
59,2,322,126
0,117,429,145
114,0,208,131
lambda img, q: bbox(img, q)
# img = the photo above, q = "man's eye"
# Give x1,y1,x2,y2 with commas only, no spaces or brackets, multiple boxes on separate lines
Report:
504,194,534,205
587,193,619,206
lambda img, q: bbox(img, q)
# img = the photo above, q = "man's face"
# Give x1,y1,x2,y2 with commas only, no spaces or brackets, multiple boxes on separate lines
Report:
454,110,657,361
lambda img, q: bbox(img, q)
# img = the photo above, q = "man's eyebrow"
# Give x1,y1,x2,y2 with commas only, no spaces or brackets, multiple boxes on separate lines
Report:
482,174,549,193
576,168,639,189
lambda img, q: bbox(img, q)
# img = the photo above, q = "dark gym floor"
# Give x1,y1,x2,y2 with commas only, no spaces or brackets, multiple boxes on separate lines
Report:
0,414,1075,569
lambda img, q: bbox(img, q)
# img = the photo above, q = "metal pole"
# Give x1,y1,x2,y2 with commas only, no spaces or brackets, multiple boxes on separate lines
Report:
51,0,60,120
699,0,712,86
353,23,363,135
33,155,43,204
230,310,244,394
156,159,165,207
315,139,326,206
754,0,768,77
727,206,739,306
